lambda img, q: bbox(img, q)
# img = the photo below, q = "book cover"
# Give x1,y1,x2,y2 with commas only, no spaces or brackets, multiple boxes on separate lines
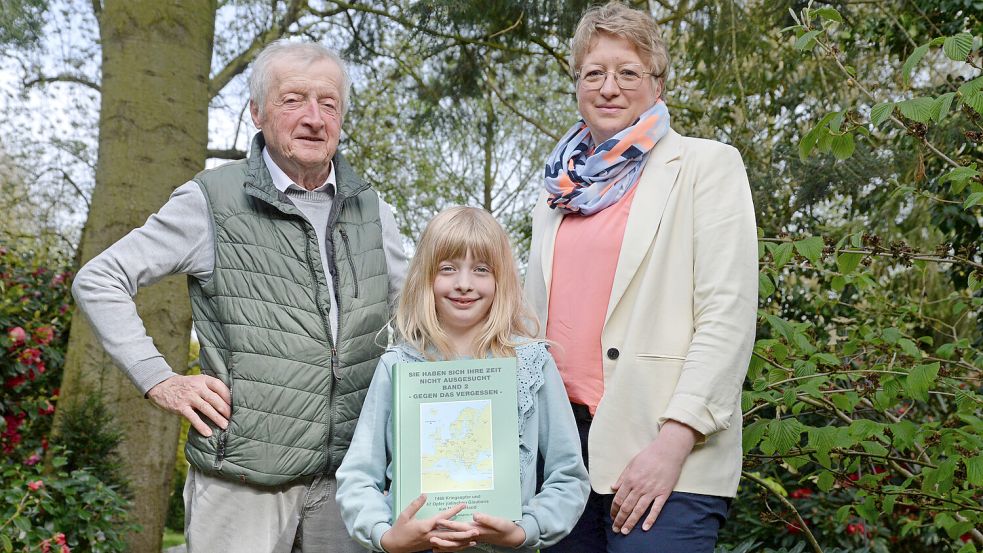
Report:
392,357,521,522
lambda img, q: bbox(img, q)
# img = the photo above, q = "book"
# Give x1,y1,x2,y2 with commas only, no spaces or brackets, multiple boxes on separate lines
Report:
392,356,521,522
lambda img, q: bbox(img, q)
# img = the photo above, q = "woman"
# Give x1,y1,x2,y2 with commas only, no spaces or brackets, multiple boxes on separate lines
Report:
524,3,758,552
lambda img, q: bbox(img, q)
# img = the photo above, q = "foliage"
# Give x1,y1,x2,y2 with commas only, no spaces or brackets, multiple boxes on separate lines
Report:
0,452,135,553
723,4,983,552
0,245,134,552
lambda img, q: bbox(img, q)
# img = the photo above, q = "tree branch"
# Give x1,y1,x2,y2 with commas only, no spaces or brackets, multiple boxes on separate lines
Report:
22,74,100,92
208,0,318,97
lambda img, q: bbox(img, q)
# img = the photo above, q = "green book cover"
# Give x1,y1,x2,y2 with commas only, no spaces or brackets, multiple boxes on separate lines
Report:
392,357,521,522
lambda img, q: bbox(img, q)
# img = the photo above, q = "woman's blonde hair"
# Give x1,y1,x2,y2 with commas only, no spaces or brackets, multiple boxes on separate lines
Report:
396,206,538,360
570,1,670,91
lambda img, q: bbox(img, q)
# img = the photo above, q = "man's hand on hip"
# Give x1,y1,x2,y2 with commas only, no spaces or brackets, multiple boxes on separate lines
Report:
147,375,232,437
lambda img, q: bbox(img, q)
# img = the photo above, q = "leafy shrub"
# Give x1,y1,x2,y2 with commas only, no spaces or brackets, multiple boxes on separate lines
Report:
0,245,135,552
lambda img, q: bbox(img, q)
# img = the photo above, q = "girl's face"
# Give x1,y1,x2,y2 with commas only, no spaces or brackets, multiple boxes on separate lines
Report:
433,252,496,346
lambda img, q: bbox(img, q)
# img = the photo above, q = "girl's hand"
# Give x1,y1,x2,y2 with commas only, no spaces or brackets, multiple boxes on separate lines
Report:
380,494,478,553
468,512,526,547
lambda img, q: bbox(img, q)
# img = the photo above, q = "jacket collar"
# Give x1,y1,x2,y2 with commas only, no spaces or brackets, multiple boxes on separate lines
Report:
537,128,684,326
243,132,371,214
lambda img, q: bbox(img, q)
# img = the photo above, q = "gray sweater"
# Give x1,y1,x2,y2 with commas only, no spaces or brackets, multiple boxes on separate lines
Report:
73,149,409,395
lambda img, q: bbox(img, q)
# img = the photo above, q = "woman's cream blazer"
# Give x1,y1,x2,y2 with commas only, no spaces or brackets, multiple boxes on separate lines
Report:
525,129,758,497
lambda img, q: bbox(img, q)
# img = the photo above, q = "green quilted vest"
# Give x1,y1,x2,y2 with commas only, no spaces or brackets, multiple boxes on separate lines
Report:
184,133,389,487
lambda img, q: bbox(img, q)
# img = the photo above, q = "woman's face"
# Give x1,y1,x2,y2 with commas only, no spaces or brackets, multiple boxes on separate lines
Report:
576,34,662,145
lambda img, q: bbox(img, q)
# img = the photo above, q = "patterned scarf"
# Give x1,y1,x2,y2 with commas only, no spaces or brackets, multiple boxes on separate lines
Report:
544,100,671,215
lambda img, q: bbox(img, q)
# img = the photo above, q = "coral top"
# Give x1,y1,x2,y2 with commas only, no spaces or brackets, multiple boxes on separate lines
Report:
546,184,638,415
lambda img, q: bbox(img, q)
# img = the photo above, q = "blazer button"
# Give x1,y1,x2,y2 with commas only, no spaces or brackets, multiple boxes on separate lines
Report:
606,348,619,360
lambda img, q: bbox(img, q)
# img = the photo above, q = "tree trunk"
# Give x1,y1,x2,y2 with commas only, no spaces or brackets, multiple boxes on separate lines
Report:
56,2,215,552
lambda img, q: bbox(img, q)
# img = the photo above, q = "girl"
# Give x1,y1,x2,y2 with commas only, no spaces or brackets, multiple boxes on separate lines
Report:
336,206,589,553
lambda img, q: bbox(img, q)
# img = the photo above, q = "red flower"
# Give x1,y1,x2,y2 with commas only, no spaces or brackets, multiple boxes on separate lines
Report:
38,402,55,416
790,488,813,499
962,533,973,543
785,522,804,534
61,545,71,553
847,472,860,482
4,374,27,389
53,533,66,545
846,522,866,535
27,480,43,491
33,326,55,346
8,326,26,346
41,539,51,553
25,453,41,466
17,347,43,366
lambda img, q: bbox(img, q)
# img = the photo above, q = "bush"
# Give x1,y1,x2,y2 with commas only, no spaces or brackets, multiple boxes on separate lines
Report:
0,245,135,552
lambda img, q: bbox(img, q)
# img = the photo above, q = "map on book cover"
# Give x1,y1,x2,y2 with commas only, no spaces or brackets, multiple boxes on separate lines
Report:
420,400,495,492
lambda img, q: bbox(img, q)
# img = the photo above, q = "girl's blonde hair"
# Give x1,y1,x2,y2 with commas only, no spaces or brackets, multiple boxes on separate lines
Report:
396,206,538,360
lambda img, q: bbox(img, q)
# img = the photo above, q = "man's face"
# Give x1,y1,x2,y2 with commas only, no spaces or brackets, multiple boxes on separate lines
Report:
250,57,344,183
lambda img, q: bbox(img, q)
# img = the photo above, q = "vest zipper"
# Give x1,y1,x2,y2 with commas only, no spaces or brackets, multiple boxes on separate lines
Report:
305,223,338,476
339,228,359,298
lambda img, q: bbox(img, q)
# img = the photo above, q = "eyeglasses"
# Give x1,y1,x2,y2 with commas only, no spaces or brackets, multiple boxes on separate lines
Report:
575,64,657,91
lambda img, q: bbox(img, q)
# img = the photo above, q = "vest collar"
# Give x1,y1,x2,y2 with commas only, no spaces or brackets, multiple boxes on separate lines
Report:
243,132,371,213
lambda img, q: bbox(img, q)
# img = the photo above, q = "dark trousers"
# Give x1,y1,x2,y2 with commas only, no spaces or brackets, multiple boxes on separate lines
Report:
544,406,729,553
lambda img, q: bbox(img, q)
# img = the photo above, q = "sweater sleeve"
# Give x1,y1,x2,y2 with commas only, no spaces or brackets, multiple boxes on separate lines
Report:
517,356,590,549
71,181,215,395
378,198,408,316
336,355,397,552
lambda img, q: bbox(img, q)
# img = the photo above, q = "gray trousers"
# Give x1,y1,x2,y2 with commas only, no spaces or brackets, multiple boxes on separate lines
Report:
184,468,364,553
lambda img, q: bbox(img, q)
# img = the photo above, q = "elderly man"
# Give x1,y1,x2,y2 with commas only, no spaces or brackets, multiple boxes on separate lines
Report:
72,40,407,552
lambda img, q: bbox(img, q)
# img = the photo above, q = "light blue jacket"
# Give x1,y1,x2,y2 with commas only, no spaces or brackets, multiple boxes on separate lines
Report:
336,341,589,552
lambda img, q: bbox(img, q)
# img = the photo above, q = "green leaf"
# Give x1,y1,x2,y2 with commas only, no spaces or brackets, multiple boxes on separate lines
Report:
794,236,825,264
795,30,822,50
743,419,769,453
905,362,940,401
814,6,843,22
881,327,902,344
940,164,979,194
963,89,983,116
831,275,846,291
932,92,956,123
0,533,11,553
901,43,931,86
808,426,837,468
870,101,895,126
860,440,888,456
964,192,983,209
957,541,977,553
836,252,862,274
897,97,936,123
759,272,776,298
768,418,804,454
965,455,983,487
799,112,838,160
958,75,983,96
882,493,896,516
898,338,922,358
830,110,846,132
772,241,795,268
849,419,885,439
831,133,856,159
943,33,974,61
817,470,835,491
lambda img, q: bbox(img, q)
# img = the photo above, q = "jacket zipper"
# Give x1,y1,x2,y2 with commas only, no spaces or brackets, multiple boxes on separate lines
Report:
304,225,338,476
339,228,359,298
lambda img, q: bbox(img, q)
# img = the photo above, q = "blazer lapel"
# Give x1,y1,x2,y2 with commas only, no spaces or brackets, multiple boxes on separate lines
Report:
604,129,683,325
538,196,565,306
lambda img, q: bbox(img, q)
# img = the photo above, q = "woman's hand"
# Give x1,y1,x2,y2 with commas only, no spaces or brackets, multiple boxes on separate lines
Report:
380,494,478,553
468,512,526,547
609,420,700,534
